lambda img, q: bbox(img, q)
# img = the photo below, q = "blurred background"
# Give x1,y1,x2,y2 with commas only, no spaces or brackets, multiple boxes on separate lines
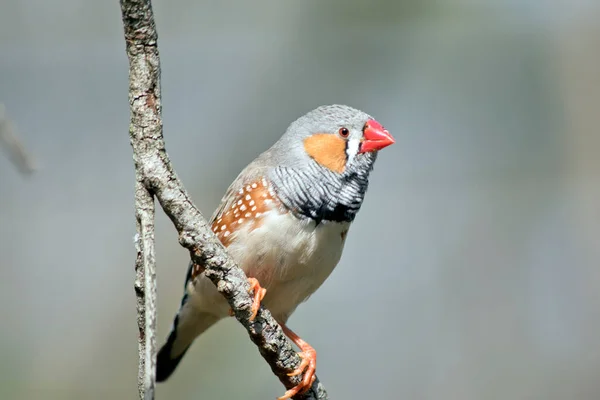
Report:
1,0,599,399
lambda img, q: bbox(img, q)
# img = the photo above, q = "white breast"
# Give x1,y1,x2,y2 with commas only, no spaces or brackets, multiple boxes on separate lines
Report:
191,209,349,322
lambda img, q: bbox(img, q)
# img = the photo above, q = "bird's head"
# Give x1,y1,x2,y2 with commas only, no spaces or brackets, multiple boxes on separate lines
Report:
267,104,394,223
274,104,394,176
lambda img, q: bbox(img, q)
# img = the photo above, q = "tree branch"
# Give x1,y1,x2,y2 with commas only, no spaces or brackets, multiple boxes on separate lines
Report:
120,1,328,399
133,180,157,400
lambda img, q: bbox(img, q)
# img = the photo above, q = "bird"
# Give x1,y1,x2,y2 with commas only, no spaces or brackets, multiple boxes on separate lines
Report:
156,104,395,399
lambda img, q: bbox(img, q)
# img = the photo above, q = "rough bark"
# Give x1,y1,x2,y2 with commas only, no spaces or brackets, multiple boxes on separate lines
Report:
120,0,328,399
133,180,157,400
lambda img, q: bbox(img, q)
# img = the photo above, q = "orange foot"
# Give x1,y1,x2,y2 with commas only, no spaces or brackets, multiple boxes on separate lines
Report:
277,324,317,400
247,277,266,321
227,277,266,320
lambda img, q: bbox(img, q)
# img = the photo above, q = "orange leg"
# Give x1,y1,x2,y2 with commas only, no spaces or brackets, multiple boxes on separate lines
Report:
277,324,317,400
227,277,266,320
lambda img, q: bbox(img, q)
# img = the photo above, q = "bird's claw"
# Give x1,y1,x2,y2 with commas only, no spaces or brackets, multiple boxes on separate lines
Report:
277,347,317,400
247,277,266,321
227,277,266,320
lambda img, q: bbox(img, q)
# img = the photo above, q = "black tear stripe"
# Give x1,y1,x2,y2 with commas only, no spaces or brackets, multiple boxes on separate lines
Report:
343,138,349,164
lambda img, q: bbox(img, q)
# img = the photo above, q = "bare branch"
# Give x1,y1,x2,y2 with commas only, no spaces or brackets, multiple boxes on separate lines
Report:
133,180,157,400
0,104,36,175
120,0,327,398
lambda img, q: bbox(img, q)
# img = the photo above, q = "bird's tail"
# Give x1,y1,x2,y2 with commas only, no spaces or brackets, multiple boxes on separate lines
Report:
156,302,220,382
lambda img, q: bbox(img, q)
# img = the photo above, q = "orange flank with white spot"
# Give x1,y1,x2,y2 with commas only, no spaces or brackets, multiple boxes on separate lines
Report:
211,177,277,245
189,177,281,282
192,178,278,280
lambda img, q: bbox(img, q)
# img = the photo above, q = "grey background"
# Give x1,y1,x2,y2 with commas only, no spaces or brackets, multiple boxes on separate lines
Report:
1,1,599,399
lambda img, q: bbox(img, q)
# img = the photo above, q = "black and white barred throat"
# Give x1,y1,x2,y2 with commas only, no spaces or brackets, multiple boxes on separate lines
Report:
269,152,377,224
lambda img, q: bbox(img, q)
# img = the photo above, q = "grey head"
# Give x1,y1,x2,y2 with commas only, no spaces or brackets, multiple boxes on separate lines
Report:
263,104,395,224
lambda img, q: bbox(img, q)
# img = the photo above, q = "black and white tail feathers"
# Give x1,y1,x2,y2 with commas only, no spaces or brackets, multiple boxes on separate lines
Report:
156,264,220,382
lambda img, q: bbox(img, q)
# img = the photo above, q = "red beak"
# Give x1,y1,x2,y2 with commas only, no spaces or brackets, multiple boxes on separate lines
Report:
359,119,395,153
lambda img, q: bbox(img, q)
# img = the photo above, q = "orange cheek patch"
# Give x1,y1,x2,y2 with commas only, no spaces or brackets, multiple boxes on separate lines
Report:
303,133,347,173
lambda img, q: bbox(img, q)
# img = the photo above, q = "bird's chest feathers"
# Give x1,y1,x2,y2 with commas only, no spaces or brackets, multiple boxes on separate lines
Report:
227,211,348,292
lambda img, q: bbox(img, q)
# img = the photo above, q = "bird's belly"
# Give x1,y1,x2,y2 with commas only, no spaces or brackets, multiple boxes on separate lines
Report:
226,211,349,321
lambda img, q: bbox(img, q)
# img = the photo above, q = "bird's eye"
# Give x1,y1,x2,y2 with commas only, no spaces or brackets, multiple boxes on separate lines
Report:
338,127,349,138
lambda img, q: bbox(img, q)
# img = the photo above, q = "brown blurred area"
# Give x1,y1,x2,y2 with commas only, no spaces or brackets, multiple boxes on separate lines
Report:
1,1,599,399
